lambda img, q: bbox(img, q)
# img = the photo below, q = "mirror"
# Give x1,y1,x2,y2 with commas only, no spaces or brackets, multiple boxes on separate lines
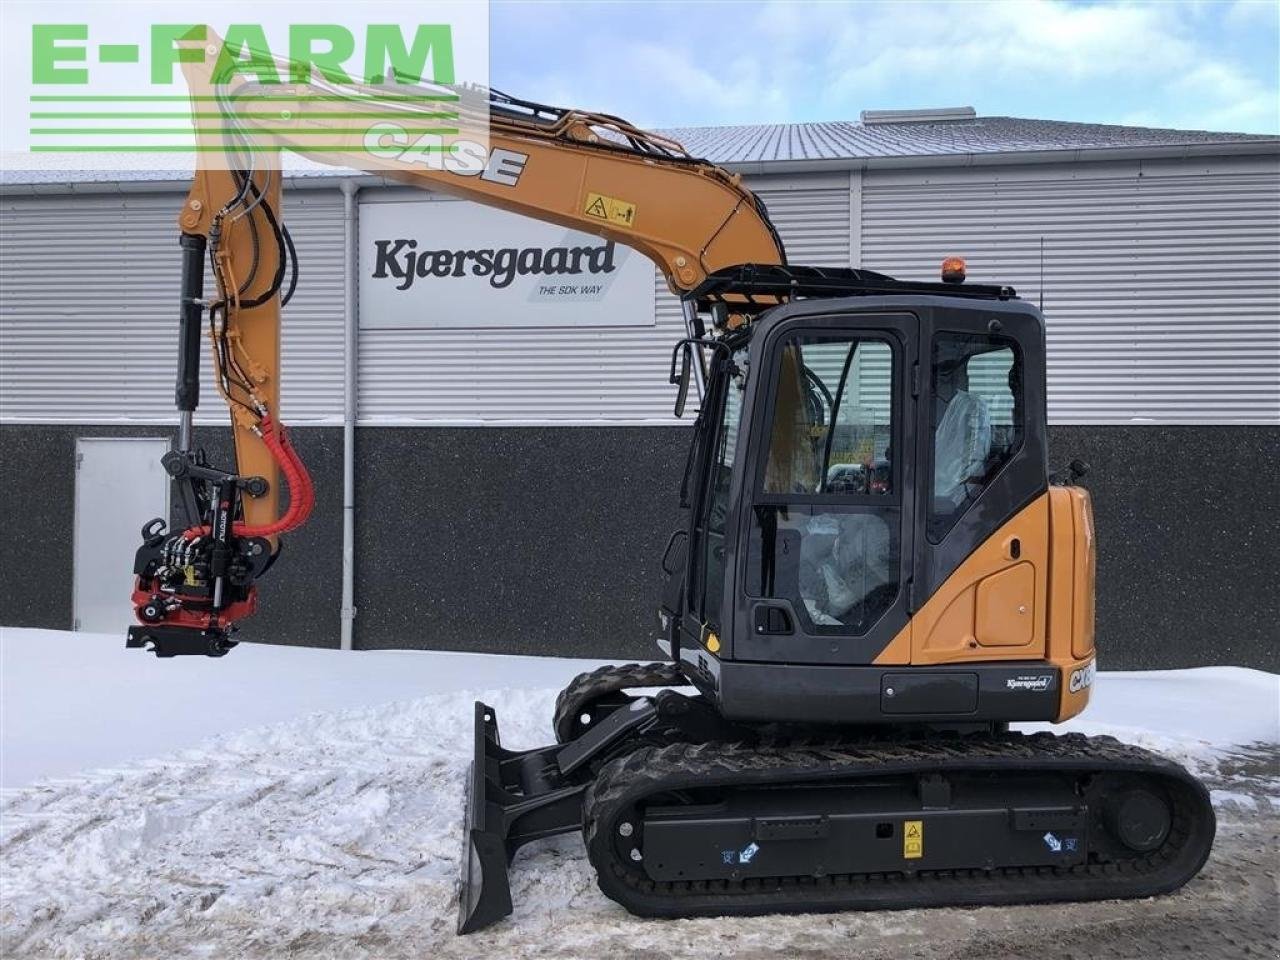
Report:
661,529,688,575
672,345,692,418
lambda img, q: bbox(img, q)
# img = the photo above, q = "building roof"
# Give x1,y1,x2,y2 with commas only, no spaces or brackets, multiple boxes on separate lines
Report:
2,113,1275,189
663,115,1278,165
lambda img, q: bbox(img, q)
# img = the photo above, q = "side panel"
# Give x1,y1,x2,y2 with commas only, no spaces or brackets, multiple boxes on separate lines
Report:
1053,485,1097,722
873,495,1049,666
871,488,1096,723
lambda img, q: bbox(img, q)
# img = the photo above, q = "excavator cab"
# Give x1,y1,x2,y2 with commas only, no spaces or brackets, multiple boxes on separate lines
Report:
663,265,1058,726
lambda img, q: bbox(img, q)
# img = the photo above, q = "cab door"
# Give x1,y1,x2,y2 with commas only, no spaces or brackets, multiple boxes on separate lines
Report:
729,308,918,665
914,303,1047,602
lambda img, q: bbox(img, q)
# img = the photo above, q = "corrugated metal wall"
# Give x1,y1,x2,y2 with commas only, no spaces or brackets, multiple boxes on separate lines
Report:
5,157,1276,427
862,157,1280,424
355,178,852,423
0,190,346,423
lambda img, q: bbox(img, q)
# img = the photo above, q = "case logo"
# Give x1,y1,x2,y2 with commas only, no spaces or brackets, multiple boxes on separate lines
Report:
1068,660,1097,694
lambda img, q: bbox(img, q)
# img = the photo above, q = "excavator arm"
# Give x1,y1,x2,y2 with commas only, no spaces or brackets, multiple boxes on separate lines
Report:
126,37,784,657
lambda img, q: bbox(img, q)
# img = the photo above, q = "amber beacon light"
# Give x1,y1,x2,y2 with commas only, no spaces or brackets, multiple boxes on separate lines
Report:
941,256,967,283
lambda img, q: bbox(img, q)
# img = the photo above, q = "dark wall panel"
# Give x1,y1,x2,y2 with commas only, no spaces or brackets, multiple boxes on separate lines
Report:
1048,426,1280,672
352,427,689,658
0,426,77,627
2,423,1277,671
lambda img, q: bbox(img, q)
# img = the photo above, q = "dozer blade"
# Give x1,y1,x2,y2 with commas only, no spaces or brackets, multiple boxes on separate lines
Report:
457,702,515,934
455,695,655,934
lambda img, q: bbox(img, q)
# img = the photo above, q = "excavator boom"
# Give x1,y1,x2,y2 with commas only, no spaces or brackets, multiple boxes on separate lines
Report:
163,46,785,539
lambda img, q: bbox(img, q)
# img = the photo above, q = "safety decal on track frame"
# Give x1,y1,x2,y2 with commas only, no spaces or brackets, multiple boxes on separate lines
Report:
584,192,637,227
903,819,923,859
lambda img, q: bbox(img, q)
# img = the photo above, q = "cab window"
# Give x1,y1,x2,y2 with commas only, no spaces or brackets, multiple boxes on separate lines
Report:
929,332,1023,542
753,334,900,635
763,337,893,496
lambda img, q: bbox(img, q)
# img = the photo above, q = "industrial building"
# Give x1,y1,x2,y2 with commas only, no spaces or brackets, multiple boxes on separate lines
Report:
2,107,1277,669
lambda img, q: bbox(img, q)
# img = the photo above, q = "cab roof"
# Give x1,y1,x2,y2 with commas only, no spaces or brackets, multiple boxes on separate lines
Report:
691,264,1017,316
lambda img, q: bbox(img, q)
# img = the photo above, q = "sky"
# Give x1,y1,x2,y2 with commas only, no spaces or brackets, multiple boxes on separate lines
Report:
489,0,1280,134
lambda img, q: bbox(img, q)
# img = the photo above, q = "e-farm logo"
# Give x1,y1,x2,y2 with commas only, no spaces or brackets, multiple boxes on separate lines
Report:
11,4,491,170
31,24,456,89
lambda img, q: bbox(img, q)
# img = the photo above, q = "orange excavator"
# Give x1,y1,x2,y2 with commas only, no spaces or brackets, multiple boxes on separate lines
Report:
125,35,1214,935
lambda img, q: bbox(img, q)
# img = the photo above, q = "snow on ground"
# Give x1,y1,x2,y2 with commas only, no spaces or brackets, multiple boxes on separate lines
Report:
1,628,612,787
1,626,1278,960
1023,664,1280,787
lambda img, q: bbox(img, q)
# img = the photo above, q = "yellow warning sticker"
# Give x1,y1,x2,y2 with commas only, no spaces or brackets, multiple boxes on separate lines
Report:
583,192,637,227
903,819,923,859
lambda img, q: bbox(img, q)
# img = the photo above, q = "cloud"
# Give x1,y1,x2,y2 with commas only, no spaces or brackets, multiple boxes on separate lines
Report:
820,1,1231,102
1224,0,1280,29
823,0,1277,131
1166,62,1280,132
490,3,800,126
490,0,1279,133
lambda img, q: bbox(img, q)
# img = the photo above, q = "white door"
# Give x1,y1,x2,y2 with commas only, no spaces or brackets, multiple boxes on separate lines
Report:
73,437,170,633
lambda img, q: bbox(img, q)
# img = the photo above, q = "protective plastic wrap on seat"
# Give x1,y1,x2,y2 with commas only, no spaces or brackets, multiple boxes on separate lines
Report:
933,390,991,509
798,512,895,625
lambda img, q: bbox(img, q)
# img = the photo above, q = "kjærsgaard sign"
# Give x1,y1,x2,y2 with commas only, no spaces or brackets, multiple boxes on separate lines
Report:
358,200,657,329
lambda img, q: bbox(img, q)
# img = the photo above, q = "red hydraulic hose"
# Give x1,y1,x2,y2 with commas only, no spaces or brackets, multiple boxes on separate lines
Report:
185,415,314,540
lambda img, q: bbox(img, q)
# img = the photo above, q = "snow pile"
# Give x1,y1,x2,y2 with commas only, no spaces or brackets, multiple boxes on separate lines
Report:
1,627,1277,959
2,683,570,959
1024,665,1280,790
1,627,610,787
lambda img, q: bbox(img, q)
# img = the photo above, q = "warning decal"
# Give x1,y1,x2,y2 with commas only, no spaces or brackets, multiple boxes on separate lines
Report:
583,192,637,227
903,819,923,859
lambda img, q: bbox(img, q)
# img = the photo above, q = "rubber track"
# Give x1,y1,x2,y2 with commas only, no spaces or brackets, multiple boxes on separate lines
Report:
583,732,1216,919
552,662,687,744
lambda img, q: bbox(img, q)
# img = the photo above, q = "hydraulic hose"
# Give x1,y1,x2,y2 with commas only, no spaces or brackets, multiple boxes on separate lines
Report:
184,415,314,540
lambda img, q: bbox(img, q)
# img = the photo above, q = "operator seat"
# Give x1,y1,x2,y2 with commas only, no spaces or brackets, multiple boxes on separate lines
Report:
932,354,992,514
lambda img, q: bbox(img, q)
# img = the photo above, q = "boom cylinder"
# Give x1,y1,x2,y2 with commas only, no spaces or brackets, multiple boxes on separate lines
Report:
175,232,207,449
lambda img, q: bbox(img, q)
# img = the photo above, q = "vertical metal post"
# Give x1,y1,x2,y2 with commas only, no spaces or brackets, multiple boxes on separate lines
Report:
339,180,360,651
848,167,863,269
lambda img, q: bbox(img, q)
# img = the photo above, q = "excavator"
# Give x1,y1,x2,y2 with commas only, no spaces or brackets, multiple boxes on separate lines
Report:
124,33,1215,935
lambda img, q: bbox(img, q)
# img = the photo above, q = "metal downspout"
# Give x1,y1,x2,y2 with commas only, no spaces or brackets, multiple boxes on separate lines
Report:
340,180,359,650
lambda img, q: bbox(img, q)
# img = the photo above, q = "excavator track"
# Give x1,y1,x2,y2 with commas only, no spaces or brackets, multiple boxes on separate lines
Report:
582,732,1215,920
553,662,688,743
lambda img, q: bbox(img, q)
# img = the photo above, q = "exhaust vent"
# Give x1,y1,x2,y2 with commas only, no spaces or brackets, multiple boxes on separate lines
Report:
861,107,976,125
